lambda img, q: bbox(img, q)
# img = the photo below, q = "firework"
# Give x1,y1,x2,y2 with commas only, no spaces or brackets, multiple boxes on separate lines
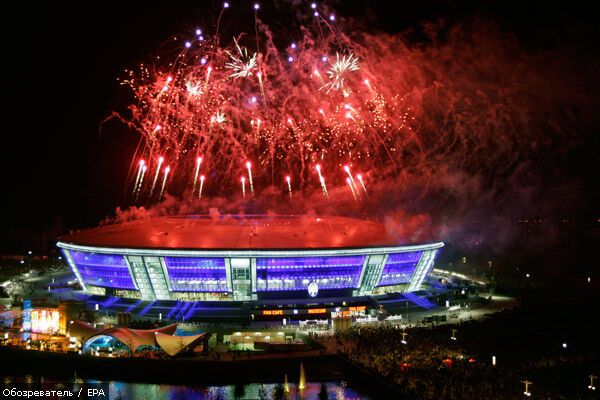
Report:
357,174,368,197
286,175,292,198
225,39,258,79
134,165,147,201
120,4,425,204
159,166,171,199
241,176,246,200
149,156,164,198
246,161,254,195
133,159,145,196
315,164,329,199
198,175,205,199
192,157,203,195
346,177,358,201
343,165,358,193
325,52,359,92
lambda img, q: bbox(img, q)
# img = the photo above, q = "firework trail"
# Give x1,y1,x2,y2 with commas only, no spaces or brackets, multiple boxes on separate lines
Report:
159,166,170,199
246,161,254,196
315,164,329,199
241,176,246,200
134,164,147,200
198,175,205,199
114,1,580,213
357,174,368,198
343,165,358,192
286,175,292,198
149,156,164,198
133,159,145,196
346,177,358,201
192,157,202,195
119,3,397,203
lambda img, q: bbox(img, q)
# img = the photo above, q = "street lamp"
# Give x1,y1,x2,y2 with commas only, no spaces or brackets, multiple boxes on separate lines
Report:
522,380,532,397
451,329,458,341
588,374,597,391
401,331,408,345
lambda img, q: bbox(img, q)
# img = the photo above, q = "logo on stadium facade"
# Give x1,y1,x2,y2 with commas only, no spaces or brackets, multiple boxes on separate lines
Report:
307,281,319,297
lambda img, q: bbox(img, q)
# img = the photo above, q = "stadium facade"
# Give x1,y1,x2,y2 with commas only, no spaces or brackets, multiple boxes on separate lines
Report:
57,215,443,303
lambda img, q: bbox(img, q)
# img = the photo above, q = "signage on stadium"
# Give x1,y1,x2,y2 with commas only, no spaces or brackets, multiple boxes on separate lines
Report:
348,306,366,312
262,309,284,315
307,308,327,314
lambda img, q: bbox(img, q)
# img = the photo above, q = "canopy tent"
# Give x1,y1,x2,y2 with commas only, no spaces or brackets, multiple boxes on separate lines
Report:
69,321,204,355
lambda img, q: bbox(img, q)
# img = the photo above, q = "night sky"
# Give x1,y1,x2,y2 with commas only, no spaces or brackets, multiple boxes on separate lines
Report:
2,1,598,255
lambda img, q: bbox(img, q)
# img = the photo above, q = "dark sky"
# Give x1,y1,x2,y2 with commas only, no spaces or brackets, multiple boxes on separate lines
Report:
2,0,598,235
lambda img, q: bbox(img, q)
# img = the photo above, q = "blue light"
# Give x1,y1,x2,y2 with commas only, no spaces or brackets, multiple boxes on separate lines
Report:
256,256,365,291
70,251,136,290
164,257,228,292
377,251,422,286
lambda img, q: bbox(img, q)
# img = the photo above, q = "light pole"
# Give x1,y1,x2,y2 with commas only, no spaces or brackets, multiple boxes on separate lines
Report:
401,331,408,345
451,329,457,341
588,374,597,391
522,380,532,397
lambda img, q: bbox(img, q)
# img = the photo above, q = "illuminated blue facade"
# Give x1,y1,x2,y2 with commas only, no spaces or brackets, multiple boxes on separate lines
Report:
376,251,422,286
256,256,365,291
68,250,136,290
164,257,228,292
58,242,443,301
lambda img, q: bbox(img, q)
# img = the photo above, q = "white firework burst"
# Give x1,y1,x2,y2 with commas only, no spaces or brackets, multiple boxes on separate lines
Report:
325,52,359,92
225,38,258,79
211,111,227,125
185,80,203,96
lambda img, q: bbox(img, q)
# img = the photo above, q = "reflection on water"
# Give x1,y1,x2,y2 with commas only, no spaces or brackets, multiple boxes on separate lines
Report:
2,375,368,399
111,381,366,400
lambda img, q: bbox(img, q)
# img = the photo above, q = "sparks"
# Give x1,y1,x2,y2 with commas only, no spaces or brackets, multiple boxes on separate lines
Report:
325,52,359,92
149,156,164,198
357,173,368,197
246,161,254,195
132,159,145,197
286,175,292,198
192,157,203,195
185,80,202,96
346,177,358,201
198,175,205,198
159,166,171,199
134,165,147,200
211,111,226,125
225,39,257,79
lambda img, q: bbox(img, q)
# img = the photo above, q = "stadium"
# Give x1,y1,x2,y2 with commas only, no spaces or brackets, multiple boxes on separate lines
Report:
56,215,443,321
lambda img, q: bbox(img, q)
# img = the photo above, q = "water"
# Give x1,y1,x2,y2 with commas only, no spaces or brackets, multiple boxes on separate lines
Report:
2,375,369,400
110,381,365,399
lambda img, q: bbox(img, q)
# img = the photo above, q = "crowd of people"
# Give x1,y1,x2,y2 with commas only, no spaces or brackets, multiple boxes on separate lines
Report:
312,307,592,399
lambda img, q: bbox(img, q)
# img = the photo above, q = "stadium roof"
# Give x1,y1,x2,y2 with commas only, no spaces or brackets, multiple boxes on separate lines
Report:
58,215,415,250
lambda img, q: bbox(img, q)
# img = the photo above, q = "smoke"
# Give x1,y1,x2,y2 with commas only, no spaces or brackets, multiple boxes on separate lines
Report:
105,16,597,276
